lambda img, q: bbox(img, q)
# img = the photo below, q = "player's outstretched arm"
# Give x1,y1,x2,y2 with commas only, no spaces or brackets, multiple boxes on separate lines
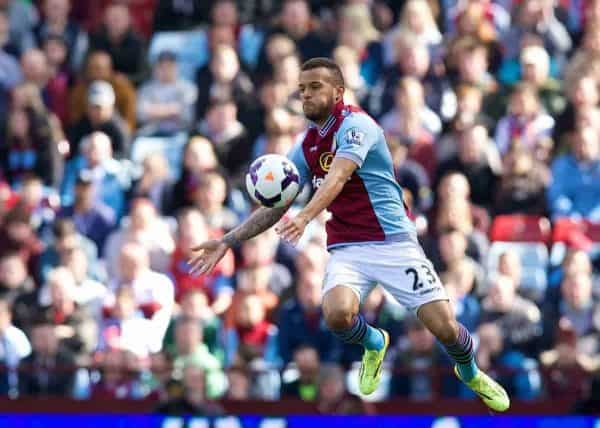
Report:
188,206,288,274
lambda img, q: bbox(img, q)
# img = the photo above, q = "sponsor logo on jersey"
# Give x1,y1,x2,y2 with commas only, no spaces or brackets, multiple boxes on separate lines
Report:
319,152,334,172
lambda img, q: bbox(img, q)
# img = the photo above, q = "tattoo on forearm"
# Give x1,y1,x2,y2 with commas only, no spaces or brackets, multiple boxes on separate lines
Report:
222,206,287,247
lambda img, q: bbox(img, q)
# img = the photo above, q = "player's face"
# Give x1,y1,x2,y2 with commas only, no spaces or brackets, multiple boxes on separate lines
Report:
299,68,342,123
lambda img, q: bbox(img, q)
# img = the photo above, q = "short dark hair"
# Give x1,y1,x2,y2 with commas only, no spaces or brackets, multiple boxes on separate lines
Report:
301,57,345,87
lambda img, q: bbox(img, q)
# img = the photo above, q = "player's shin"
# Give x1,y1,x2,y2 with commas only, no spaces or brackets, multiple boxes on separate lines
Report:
330,313,385,351
442,323,478,382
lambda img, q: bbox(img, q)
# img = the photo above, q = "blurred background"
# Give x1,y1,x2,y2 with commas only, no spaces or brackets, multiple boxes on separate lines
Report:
0,0,599,419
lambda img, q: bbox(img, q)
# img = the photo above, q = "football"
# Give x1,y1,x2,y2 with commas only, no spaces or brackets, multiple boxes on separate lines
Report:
246,154,301,208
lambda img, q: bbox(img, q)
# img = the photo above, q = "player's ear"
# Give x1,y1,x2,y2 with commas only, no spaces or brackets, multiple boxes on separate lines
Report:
335,86,345,103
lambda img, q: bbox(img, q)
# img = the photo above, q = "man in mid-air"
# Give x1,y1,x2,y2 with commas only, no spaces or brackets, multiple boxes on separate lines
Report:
189,57,509,411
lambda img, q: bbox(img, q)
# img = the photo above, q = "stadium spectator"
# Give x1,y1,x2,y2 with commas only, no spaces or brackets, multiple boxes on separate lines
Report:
97,286,155,358
273,52,302,101
0,13,22,111
1,85,63,188
337,3,382,87
517,45,565,118
38,217,99,281
69,50,136,130
332,46,369,108
197,97,252,181
475,322,542,400
391,316,455,399
128,153,174,214
1,0,37,55
316,363,370,414
444,271,481,333
33,0,87,73
105,242,174,353
0,208,44,277
58,170,115,253
59,246,106,314
225,366,251,400
36,267,98,358
61,132,131,221
68,80,130,159
169,208,234,308
0,298,31,396
190,171,239,232
194,43,254,125
540,317,596,399
155,365,224,415
548,126,600,220
136,50,197,136
163,289,224,363
0,252,35,308
255,33,297,84
502,0,572,68
224,293,279,369
390,138,432,216
104,198,174,278
170,317,226,400
90,348,149,400
554,74,599,148
493,146,549,216
373,35,454,124
172,136,220,214
380,77,439,178
42,34,71,126
554,272,600,355
274,0,335,61
481,274,543,357
281,344,320,400
89,3,146,85
18,321,77,397
494,83,555,156
277,271,341,364
436,123,500,209
435,227,484,295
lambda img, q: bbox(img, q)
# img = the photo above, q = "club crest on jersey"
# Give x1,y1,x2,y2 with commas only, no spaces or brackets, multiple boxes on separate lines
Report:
319,152,334,172
344,127,365,146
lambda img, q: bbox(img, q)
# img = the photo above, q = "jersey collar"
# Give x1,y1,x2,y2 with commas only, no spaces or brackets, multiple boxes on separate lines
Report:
309,101,347,137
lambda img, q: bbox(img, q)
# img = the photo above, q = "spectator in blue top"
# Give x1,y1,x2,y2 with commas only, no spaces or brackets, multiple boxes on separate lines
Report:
548,125,600,221
277,270,341,365
61,131,131,221
58,170,116,254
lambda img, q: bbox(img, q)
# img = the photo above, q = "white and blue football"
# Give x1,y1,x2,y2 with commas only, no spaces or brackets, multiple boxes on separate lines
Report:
246,154,300,208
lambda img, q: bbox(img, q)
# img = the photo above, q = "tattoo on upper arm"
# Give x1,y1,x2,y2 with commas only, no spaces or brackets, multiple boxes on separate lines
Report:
222,206,287,247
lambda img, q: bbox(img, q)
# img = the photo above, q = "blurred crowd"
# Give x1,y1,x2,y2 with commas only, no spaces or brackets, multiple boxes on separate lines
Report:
0,0,600,415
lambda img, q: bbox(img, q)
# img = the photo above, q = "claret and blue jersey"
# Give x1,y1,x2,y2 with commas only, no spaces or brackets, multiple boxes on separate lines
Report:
287,102,417,250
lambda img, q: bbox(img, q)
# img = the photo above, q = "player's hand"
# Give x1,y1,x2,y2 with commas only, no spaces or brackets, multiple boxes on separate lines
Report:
275,214,309,245
188,240,229,275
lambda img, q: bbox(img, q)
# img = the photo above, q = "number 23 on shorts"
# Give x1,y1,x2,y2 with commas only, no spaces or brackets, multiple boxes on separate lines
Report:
405,264,438,291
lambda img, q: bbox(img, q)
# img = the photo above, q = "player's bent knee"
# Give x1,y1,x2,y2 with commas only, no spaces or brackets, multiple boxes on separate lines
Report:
322,286,359,331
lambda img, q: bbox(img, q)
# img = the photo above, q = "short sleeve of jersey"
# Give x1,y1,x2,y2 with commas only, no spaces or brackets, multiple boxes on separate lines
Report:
335,113,380,168
286,140,311,186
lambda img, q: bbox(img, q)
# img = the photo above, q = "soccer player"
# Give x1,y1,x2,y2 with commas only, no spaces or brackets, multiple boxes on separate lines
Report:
189,58,509,411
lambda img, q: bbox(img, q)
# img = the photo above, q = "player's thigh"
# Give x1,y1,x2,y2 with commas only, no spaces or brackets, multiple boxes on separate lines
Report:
367,241,449,314
322,246,376,307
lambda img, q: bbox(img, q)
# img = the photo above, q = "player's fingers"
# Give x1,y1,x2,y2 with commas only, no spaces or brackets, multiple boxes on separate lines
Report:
198,260,217,275
276,221,293,234
189,257,208,275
